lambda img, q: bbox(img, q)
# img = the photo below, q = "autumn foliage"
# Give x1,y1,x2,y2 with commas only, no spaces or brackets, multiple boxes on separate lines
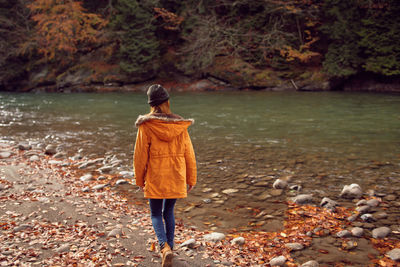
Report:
25,0,107,62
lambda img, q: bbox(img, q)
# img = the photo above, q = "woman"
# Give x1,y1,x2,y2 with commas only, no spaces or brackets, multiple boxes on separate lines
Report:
133,84,197,267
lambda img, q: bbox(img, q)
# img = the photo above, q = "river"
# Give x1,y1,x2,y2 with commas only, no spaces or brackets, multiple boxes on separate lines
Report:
1,91,400,231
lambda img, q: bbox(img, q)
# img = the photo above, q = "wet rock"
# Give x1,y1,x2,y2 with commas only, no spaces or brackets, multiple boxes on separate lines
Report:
71,154,83,160
231,237,245,246
366,198,380,207
0,184,5,191
82,186,90,192
55,244,70,253
107,228,122,238
363,223,375,229
336,230,351,238
269,255,286,266
119,171,134,178
384,194,397,201
301,260,319,267
270,189,283,196
375,212,388,219
222,188,238,195
180,239,196,249
285,243,304,251
203,198,212,204
356,205,371,214
18,143,32,150
115,179,128,185
343,240,357,250
98,166,112,173
320,197,338,211
202,188,213,193
80,174,93,182
340,184,362,199
258,192,272,201
92,184,108,190
13,224,32,232
29,155,40,161
289,185,302,191
292,194,313,204
78,162,89,169
204,232,225,242
347,214,358,222
53,152,66,159
273,179,287,189
253,181,269,187
351,227,364,237
98,176,107,181
356,199,367,206
386,248,400,261
372,227,391,238
360,214,375,222
0,151,12,159
45,144,57,155
48,160,63,165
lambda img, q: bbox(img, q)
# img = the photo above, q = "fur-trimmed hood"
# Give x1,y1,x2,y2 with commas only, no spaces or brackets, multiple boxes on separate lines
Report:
135,113,194,142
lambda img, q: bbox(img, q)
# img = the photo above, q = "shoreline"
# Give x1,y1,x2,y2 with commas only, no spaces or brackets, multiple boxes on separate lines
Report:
1,140,399,266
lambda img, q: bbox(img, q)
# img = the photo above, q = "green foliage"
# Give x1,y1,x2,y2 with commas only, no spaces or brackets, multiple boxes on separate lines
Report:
109,0,160,76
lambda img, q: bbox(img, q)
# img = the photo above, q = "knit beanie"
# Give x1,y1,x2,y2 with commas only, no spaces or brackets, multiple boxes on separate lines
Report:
147,84,170,107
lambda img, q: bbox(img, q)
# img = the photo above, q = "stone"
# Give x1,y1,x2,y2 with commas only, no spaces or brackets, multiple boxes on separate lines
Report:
0,184,5,191
119,171,134,178
29,155,40,161
351,227,364,237
98,166,112,173
356,199,367,206
360,214,375,222
301,260,319,267
18,143,32,150
55,244,70,253
222,189,238,195
13,224,32,232
273,179,287,189
48,160,62,165
92,184,107,190
204,232,226,242
98,176,107,181
336,230,351,238
356,205,371,214
285,243,304,251
203,198,212,204
231,237,245,246
366,198,380,207
347,214,358,222
372,227,391,238
78,162,89,169
180,239,196,249
289,185,302,191
340,184,362,199
53,152,66,159
107,228,122,238
386,248,400,261
269,255,286,266
45,144,57,155
202,188,213,193
343,240,357,250
270,189,283,196
375,212,388,219
258,192,272,201
0,151,12,159
80,174,93,182
115,179,128,185
82,187,90,192
385,194,397,201
292,194,313,204
320,197,338,210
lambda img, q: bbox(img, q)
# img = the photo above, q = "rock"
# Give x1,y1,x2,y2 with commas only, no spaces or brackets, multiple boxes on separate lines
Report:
53,152,66,159
0,184,5,191
351,227,364,237
289,185,302,191
48,160,63,165
29,155,40,161
202,188,213,193
180,239,196,249
231,237,245,246
204,232,226,242
366,198,380,207
375,212,388,219
384,194,397,201
301,260,319,267
347,214,358,222
0,151,12,159
203,198,212,204
119,171,134,178
360,213,375,222
98,176,107,181
292,194,313,204
386,248,400,261
107,228,122,238
222,189,238,195
269,255,286,266
285,243,304,251
340,184,362,199
336,230,351,238
343,240,358,250
78,162,89,169
82,186,90,192
258,192,272,201
92,184,108,190
80,174,93,182
356,199,367,206
13,224,32,232
372,227,391,238
270,189,283,196
98,166,112,173
18,143,32,150
356,205,371,214
55,244,70,253
273,179,287,189
45,144,57,155
320,197,338,211
115,179,128,185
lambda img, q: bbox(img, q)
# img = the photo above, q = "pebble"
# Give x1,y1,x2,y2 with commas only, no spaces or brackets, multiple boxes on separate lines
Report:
80,174,93,182
0,184,5,191
55,244,70,253
231,237,245,246
115,179,128,185
366,198,380,207
0,151,12,159
285,242,304,251
13,224,32,232
107,228,122,238
45,144,57,155
386,248,400,261
270,189,283,196
29,155,40,161
375,212,388,219
53,152,66,159
98,166,112,173
292,194,313,204
301,260,319,267
269,255,286,266
336,230,351,238
203,199,212,204
204,232,225,242
202,188,213,193
360,213,375,222
372,227,391,238
82,187,90,192
320,197,338,211
119,171,134,178
343,240,357,250
222,189,238,195
351,227,364,237
258,192,272,200
272,179,287,189
98,176,107,181
48,160,63,165
384,194,397,201
289,185,302,191
347,214,358,222
180,239,196,249
92,184,108,190
356,205,371,214
340,184,362,199
18,143,32,150
356,199,367,206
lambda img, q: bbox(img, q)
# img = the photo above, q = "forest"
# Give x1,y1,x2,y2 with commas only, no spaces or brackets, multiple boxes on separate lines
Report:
1,0,400,92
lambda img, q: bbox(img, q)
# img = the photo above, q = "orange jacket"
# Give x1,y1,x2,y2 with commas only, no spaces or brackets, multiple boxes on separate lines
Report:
133,114,197,199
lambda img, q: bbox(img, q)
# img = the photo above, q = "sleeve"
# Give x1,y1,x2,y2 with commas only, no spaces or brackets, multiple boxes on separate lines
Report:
184,130,197,186
133,126,150,187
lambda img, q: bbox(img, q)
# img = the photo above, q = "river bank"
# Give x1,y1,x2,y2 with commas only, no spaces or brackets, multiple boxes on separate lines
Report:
1,140,399,266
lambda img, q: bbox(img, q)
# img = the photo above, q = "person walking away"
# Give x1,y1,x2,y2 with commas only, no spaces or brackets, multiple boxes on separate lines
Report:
133,84,197,267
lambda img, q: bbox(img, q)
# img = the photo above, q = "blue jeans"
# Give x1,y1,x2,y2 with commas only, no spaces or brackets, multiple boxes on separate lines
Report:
149,199,177,249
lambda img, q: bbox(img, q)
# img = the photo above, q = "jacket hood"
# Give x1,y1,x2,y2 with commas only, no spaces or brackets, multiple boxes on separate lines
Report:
135,114,194,142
